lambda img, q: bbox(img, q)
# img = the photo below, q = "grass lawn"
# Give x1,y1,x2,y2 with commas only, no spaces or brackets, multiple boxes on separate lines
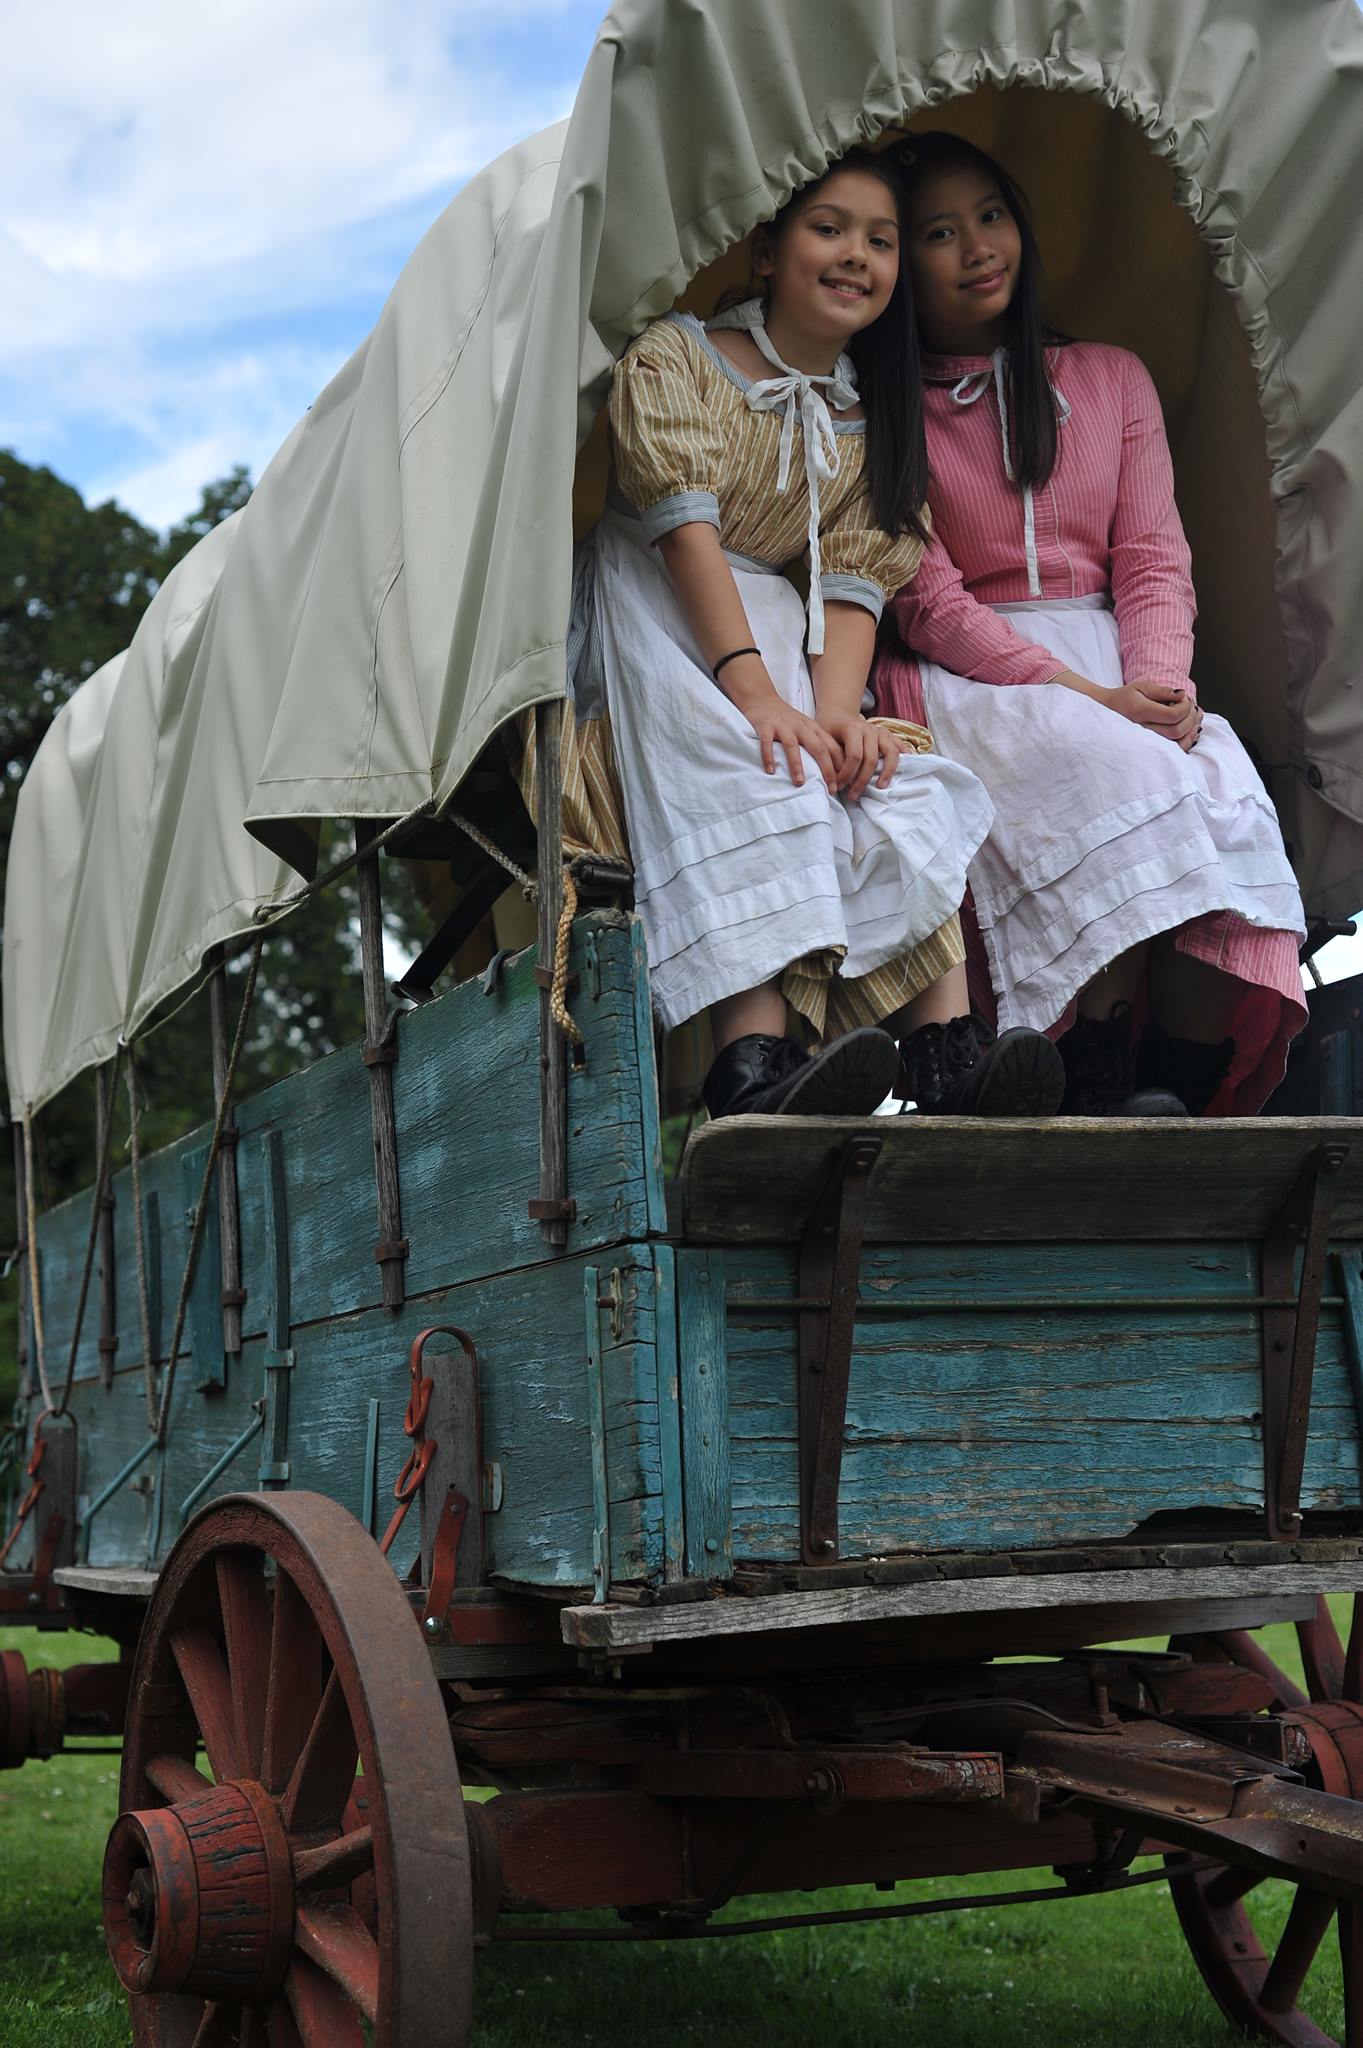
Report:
0,1611,1347,2047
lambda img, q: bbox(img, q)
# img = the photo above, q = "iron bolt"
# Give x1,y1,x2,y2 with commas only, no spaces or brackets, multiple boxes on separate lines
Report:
805,1769,833,1798
816,1539,835,1555
422,1615,443,1641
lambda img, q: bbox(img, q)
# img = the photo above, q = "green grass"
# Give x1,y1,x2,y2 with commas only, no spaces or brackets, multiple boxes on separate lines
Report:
0,1613,1348,2046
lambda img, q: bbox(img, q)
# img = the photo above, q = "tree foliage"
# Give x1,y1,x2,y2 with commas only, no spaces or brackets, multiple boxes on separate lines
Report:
0,452,422,1415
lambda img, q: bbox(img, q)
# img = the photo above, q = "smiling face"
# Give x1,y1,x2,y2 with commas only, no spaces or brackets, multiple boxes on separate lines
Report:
754,165,901,363
903,160,1024,355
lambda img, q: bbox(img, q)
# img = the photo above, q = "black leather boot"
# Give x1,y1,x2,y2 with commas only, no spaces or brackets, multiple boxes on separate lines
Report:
1059,1004,1186,1117
702,1028,899,1120
898,1015,1065,1117
1136,1018,1235,1117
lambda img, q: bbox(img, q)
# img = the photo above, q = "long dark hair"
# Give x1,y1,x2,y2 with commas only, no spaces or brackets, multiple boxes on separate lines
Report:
894,132,1064,491
746,149,929,543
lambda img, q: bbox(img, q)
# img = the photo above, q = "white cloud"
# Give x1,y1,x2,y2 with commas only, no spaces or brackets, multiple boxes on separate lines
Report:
2,0,600,522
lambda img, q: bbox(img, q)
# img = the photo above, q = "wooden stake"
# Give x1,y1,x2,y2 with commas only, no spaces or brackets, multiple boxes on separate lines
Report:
534,699,570,1250
94,1063,118,1389
355,820,408,1308
207,954,245,1356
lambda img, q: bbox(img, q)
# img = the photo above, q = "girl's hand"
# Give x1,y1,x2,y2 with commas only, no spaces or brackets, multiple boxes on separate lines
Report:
710,650,841,791
819,713,903,800
744,690,841,792
1115,681,1202,749
1053,670,1204,751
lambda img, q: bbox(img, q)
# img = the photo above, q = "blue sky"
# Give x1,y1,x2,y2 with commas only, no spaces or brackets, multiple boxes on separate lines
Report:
2,0,606,527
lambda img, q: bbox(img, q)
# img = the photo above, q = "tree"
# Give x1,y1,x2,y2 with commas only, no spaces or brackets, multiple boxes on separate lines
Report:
0,453,160,795
160,465,254,576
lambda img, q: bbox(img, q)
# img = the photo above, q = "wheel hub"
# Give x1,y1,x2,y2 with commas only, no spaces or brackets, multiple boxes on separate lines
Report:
1286,1700,1363,1800
103,1778,294,2002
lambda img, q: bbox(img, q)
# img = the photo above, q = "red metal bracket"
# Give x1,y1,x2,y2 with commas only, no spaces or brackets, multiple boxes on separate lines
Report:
422,1490,470,1626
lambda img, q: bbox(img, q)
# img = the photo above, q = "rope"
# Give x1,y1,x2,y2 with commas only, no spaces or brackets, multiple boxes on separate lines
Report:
49,1047,125,1418
550,866,583,1046
21,1112,53,1415
251,802,437,926
124,1055,157,1429
447,811,536,899
150,938,262,1444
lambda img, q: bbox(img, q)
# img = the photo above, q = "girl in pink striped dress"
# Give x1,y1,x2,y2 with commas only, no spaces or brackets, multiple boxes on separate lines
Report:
874,134,1307,1117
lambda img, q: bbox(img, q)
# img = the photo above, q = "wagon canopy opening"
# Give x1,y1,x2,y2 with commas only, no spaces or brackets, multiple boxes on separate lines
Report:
6,0,1363,1119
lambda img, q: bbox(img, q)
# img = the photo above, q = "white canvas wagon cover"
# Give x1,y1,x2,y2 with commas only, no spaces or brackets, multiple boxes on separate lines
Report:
7,0,1363,1113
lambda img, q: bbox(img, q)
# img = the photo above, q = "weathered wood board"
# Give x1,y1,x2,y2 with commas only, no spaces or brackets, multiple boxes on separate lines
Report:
681,1115,1363,1243
28,915,664,1397
709,1239,1363,1558
57,1243,674,1590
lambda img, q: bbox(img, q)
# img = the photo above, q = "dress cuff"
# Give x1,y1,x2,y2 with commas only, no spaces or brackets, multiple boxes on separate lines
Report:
820,573,885,623
640,491,722,543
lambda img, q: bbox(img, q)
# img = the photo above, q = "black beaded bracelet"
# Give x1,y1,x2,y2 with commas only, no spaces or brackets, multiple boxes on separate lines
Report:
712,645,760,680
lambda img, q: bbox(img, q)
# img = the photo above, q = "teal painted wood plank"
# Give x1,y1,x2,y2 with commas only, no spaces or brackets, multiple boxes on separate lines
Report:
720,1239,1363,1560
30,915,658,1392
65,1239,668,1590
626,915,668,1237
181,1142,225,1394
651,1245,687,1580
677,1249,731,1578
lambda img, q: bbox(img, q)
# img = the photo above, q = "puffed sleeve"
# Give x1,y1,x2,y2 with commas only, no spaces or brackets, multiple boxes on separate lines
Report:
816,469,926,624
1110,349,1198,695
607,318,725,543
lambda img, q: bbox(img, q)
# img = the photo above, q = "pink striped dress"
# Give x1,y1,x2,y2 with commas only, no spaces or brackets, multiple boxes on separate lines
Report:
873,341,1307,1115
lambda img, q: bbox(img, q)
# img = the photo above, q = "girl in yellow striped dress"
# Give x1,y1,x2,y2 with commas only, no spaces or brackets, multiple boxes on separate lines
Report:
560,150,1064,1120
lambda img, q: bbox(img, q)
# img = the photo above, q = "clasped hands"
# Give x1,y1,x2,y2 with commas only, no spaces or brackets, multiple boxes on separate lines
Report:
1057,669,1204,752
744,694,902,799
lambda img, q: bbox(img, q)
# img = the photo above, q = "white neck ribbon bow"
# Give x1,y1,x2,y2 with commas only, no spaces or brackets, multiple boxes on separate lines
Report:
709,299,859,655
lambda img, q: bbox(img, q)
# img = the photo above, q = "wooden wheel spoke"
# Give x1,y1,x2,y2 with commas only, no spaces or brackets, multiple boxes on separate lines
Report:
1298,1597,1347,1703
263,1568,324,1795
1203,1863,1265,1911
285,1951,369,2045
1215,1628,1308,1710
294,1904,379,2024
1344,1592,1363,1706
189,2003,237,2048
145,1751,214,1804
1341,1900,1363,2048
216,1549,272,1778
266,1999,306,2048
170,1626,245,1782
282,1670,358,1835
292,1825,374,1892
1261,1887,1336,2014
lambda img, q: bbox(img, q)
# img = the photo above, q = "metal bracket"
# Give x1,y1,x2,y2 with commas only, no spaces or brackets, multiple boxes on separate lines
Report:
258,1129,294,1489
1261,1141,1350,1539
583,1266,613,1601
797,1134,883,1565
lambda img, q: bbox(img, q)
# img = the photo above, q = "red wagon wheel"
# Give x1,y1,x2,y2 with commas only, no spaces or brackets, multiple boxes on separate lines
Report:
102,1490,473,2047
1168,1594,1363,2046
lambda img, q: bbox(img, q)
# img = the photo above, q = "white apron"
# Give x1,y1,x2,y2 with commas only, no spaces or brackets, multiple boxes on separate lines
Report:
588,511,993,1033
920,596,1306,1033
